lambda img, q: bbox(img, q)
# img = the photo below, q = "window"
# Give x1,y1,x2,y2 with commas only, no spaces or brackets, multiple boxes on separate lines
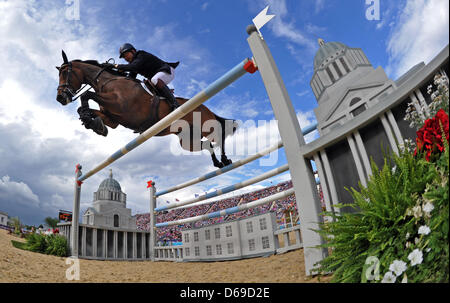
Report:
194,232,199,242
332,62,343,78
184,233,189,243
246,221,253,233
226,226,232,237
185,247,190,256
259,218,267,230
216,244,222,255
214,228,221,239
248,239,256,251
350,97,361,107
113,214,119,227
206,245,212,256
194,246,200,256
205,229,210,240
351,104,366,117
262,236,270,249
227,243,234,254
326,66,336,82
340,57,350,73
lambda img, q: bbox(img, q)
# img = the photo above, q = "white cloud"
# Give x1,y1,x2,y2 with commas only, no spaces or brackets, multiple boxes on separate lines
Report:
201,2,209,11
0,175,40,207
386,0,449,78
315,0,325,13
250,0,317,54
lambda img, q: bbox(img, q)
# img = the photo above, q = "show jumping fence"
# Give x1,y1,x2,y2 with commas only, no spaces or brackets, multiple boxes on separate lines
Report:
70,25,328,276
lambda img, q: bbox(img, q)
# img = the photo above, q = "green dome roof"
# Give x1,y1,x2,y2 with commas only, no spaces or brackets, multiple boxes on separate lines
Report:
98,169,122,192
314,39,348,70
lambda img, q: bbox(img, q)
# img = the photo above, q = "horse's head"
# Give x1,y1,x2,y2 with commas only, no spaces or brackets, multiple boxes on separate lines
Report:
56,50,84,105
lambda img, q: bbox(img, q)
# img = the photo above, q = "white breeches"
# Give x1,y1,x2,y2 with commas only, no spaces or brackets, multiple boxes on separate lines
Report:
151,67,175,86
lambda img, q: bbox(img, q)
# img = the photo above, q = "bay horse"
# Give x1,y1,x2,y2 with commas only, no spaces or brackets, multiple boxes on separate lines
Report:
55,50,236,168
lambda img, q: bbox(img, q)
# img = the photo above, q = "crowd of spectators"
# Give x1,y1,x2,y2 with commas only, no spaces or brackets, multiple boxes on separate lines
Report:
135,179,325,243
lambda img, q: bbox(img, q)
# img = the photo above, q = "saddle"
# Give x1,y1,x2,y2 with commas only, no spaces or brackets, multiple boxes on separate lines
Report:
143,79,175,97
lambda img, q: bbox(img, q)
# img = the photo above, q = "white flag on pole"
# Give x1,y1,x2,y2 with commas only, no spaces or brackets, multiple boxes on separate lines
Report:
252,5,275,36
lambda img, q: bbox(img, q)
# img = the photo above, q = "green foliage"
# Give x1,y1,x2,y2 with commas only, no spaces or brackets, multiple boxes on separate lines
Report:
312,144,449,283
25,233,47,253
11,240,28,250
44,234,69,257
44,217,59,229
23,233,69,257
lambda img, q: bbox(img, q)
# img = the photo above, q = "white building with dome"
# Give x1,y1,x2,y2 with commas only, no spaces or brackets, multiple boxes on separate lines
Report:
311,39,397,136
82,169,136,229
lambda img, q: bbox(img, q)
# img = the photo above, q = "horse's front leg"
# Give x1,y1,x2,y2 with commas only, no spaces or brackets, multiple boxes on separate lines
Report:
77,92,108,136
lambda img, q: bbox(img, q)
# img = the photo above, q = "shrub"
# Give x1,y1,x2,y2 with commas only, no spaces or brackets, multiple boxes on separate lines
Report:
23,233,69,257
44,234,69,257
26,233,47,254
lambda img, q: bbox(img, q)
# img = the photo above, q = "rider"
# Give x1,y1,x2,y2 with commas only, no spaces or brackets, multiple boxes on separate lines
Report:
113,43,180,110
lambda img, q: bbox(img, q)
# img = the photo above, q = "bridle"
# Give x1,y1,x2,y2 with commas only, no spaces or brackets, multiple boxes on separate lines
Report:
57,62,89,101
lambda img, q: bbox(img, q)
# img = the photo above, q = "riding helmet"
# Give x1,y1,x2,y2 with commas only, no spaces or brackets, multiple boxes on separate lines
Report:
119,43,136,58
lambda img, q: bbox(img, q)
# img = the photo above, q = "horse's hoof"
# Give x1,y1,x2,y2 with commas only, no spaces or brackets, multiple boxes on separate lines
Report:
213,162,224,168
221,157,232,166
92,117,108,136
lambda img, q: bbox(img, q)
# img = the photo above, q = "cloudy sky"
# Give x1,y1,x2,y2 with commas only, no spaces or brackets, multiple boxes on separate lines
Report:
0,0,448,226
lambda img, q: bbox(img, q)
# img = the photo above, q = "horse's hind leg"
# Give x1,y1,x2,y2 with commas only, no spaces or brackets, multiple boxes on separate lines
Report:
219,119,232,166
202,140,223,168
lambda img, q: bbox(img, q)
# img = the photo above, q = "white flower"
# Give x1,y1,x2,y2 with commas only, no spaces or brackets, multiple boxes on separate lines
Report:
408,249,423,266
412,205,423,218
418,225,431,236
406,242,411,248
392,166,397,173
406,232,410,239
422,202,434,214
389,260,407,276
381,271,396,283
426,248,431,253
414,237,420,245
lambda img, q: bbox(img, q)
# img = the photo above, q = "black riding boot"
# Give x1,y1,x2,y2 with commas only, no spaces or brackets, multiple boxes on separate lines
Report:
156,80,179,110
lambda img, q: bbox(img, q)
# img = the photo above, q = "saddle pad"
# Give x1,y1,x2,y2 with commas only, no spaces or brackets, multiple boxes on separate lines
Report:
140,82,154,97
140,81,179,99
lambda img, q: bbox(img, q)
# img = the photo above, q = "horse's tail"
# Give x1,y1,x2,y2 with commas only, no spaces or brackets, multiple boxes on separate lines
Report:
214,114,239,138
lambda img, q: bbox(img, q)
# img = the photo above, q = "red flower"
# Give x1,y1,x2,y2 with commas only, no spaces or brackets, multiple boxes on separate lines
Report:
414,109,449,161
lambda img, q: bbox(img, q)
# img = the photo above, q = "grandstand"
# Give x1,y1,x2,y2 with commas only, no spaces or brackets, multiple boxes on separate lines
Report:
135,180,325,243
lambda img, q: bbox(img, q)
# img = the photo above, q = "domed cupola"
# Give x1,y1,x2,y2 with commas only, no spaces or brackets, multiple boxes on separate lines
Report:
99,169,122,191
93,169,127,204
310,38,372,103
310,38,394,137
314,39,348,70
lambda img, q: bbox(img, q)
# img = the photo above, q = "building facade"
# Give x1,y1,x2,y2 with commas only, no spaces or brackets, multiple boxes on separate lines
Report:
0,211,8,227
82,170,136,229
182,212,278,261
306,40,449,213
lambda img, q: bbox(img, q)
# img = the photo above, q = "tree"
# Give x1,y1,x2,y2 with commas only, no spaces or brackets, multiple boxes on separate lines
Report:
10,217,21,233
44,217,59,229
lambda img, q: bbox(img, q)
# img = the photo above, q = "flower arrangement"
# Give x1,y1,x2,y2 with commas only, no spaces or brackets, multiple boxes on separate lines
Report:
414,109,449,161
405,74,449,129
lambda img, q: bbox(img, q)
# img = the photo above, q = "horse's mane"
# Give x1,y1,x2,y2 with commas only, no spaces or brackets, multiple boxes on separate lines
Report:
72,59,129,77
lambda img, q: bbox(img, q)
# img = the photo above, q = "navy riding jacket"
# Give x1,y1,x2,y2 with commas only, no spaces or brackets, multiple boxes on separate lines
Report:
116,50,179,79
